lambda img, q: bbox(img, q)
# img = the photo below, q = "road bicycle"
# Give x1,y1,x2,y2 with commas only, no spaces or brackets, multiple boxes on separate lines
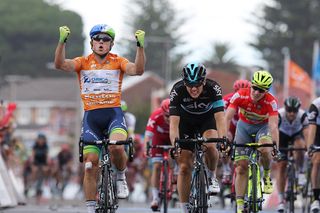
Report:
301,144,320,213
175,137,227,213
278,145,306,213
79,137,133,213
147,143,178,213
231,141,278,213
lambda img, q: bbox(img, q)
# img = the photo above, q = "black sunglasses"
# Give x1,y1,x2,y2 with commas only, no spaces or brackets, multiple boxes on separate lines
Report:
251,85,266,93
286,107,298,113
92,34,112,42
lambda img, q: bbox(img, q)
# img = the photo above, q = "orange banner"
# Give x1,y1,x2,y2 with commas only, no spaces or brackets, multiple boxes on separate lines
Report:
288,60,313,95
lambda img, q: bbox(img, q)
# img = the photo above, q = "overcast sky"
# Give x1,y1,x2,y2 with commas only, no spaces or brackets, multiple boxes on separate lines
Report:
57,0,268,67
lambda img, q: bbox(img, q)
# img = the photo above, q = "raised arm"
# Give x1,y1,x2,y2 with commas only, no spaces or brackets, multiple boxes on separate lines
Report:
125,30,146,76
54,26,76,72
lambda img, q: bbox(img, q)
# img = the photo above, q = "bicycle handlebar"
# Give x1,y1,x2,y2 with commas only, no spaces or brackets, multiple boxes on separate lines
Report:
279,147,307,152
84,138,133,145
175,137,226,144
232,142,275,148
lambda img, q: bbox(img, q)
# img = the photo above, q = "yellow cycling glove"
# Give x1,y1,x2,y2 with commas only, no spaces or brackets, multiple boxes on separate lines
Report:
135,30,145,47
59,26,71,43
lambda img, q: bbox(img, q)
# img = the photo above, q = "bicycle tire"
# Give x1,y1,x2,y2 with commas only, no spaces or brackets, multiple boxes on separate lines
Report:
301,162,312,213
163,160,169,213
250,164,259,213
198,166,208,213
287,164,295,213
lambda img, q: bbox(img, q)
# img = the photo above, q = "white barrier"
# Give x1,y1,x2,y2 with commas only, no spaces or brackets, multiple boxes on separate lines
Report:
0,154,18,207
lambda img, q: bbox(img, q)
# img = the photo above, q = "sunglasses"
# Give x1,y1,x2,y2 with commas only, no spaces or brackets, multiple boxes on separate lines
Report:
251,85,266,93
286,107,298,113
184,81,204,88
92,34,112,42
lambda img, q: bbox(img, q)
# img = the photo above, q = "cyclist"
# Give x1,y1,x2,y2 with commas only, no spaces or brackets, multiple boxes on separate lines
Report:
30,133,50,201
144,98,171,211
121,100,136,139
276,96,308,212
306,97,320,211
225,70,279,213
221,79,251,184
54,24,146,213
169,62,228,213
55,144,73,196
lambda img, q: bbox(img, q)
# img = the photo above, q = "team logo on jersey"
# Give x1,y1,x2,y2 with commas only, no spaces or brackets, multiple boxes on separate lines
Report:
213,85,222,96
270,100,278,111
308,111,316,120
170,90,178,101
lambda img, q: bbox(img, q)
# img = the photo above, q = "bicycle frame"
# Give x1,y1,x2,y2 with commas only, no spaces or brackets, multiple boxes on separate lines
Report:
232,142,276,213
279,145,306,213
175,137,226,213
147,144,175,213
81,138,133,213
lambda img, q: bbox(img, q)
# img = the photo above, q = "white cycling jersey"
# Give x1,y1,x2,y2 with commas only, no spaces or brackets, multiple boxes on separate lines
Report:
278,107,308,136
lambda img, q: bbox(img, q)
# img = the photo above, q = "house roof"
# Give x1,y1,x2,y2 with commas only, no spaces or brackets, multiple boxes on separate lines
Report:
0,77,79,102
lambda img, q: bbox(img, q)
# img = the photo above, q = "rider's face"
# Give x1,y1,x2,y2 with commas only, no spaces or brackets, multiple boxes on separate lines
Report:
91,34,113,55
185,82,204,99
250,85,266,102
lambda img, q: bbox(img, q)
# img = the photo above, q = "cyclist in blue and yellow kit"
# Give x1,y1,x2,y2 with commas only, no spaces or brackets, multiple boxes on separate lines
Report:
54,24,146,213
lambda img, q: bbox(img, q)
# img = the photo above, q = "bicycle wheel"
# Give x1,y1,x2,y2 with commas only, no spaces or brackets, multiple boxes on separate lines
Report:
249,164,259,213
287,165,295,213
301,162,312,213
97,166,117,212
188,166,208,213
163,160,169,213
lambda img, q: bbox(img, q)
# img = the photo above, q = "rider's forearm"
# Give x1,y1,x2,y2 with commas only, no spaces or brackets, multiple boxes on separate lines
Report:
134,47,146,75
54,43,66,69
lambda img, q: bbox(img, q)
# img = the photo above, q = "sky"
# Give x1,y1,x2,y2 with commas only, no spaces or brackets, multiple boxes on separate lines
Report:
57,0,268,67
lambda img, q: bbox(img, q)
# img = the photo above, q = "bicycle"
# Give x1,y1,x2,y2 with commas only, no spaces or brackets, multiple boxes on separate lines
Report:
147,143,177,213
278,145,306,213
79,137,133,213
231,140,278,213
301,144,320,213
175,137,227,213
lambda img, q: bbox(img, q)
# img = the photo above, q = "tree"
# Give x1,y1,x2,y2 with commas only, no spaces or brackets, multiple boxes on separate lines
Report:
120,0,188,82
203,42,239,74
250,0,320,81
0,0,84,78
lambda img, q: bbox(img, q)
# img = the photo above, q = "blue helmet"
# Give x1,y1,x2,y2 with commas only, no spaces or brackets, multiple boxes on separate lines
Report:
182,63,206,86
89,24,115,40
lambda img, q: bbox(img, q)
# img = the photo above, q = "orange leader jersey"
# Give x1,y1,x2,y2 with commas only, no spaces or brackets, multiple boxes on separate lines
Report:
73,53,129,111
228,88,278,124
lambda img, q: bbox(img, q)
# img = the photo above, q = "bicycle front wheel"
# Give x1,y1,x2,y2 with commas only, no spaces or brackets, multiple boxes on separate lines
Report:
249,164,259,213
97,166,117,213
190,166,208,213
301,162,312,213
287,165,296,213
162,160,169,213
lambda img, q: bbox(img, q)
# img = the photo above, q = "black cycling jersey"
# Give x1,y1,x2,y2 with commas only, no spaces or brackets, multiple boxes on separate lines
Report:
169,79,224,147
169,79,224,121
33,143,48,165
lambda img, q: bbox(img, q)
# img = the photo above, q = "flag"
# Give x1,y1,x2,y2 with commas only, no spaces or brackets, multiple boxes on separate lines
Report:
288,60,313,95
313,41,320,96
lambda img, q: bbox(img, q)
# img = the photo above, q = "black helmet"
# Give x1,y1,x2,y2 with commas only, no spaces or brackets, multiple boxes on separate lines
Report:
182,63,206,86
284,96,301,112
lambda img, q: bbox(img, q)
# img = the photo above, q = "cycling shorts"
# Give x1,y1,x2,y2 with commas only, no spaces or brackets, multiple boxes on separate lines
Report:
81,107,128,155
314,125,320,146
278,131,304,160
234,120,271,161
178,116,216,151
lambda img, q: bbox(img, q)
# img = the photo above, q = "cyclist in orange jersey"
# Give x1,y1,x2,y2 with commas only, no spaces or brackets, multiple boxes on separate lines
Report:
54,24,146,213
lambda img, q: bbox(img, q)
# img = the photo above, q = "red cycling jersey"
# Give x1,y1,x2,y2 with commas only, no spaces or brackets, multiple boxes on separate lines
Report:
145,107,170,157
223,92,239,137
228,88,278,124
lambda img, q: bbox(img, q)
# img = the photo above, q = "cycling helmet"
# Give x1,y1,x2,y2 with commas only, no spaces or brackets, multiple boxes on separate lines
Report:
284,96,301,111
37,133,47,141
233,79,251,92
251,70,273,90
121,100,128,111
89,24,115,40
182,63,206,86
160,98,170,115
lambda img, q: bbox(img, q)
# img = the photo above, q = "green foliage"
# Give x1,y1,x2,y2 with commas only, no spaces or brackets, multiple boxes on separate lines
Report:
203,42,239,74
120,0,188,81
0,0,84,77
250,0,320,81
131,102,151,134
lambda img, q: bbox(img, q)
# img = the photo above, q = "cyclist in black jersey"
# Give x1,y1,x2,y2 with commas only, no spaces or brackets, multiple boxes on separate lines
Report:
169,62,228,213
307,97,320,212
275,96,309,212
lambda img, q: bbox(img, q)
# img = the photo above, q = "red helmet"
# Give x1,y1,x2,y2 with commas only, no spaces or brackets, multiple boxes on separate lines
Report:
160,98,170,114
233,79,251,92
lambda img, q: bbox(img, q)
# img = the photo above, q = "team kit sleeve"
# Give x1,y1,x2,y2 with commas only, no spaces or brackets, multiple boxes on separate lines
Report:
308,104,319,124
169,86,180,116
268,99,279,116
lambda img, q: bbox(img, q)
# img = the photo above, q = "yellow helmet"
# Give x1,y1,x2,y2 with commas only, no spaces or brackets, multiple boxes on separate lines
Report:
251,70,273,90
